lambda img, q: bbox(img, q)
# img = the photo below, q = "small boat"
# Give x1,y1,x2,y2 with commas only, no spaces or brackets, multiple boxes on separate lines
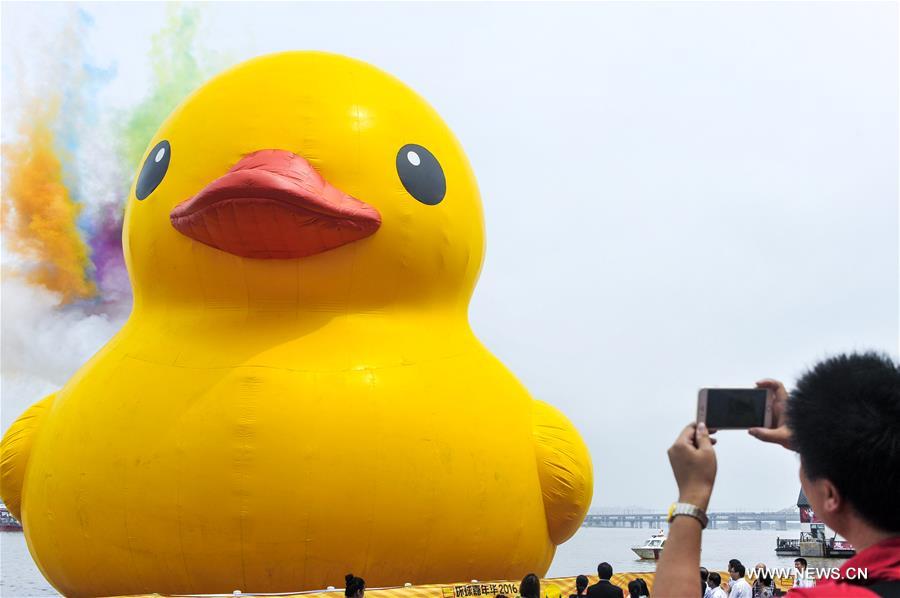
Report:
775,490,855,558
0,503,23,532
631,530,666,560
775,537,800,557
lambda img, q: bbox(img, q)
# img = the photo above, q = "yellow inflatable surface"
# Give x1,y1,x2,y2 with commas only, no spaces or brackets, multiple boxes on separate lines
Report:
0,52,593,597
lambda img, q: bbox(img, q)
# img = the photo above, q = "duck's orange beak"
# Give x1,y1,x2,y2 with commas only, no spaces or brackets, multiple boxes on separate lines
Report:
170,150,381,259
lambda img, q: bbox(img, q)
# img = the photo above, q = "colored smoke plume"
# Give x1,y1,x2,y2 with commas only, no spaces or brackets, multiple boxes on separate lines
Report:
2,105,96,303
1,5,217,426
2,5,213,308
120,5,208,168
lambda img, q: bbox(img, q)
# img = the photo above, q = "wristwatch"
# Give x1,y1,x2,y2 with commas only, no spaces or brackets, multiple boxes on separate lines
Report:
668,502,708,528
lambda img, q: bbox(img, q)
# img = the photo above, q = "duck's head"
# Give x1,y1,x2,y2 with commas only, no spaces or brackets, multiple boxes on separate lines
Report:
124,52,484,316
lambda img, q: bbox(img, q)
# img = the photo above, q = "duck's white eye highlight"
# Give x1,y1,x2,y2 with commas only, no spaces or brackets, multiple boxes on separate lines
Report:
407,150,421,166
154,147,167,163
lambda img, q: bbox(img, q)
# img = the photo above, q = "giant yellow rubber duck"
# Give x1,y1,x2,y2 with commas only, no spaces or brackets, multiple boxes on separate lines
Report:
0,52,592,597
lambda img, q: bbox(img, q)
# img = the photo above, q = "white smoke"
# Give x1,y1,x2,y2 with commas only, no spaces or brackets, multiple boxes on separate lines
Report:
0,277,126,430
0,7,133,435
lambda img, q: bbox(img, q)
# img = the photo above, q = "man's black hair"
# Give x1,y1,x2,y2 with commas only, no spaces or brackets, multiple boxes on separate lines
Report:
733,562,746,577
597,562,613,580
794,557,807,568
519,573,540,598
708,572,721,586
700,567,709,582
627,580,642,598
344,574,365,598
788,352,900,532
575,575,588,593
728,559,741,571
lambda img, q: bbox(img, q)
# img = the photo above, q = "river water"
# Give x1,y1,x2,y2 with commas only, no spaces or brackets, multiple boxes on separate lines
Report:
1,527,842,597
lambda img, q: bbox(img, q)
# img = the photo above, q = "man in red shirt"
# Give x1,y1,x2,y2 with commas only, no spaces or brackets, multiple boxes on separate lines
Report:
654,352,900,597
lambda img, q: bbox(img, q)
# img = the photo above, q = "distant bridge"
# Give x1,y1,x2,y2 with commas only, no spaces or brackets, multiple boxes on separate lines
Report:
583,512,793,530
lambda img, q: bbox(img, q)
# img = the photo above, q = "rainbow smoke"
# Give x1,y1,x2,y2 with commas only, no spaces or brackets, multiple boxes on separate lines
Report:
2,5,212,310
120,5,208,169
2,104,96,303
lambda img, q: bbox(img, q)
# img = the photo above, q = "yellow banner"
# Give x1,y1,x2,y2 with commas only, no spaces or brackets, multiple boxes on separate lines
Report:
117,572,795,597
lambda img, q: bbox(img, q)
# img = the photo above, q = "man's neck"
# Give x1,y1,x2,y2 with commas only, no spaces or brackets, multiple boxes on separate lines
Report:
844,525,898,552
831,510,898,552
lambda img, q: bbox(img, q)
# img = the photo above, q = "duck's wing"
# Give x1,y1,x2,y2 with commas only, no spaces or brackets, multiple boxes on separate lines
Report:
532,399,593,544
1,393,56,521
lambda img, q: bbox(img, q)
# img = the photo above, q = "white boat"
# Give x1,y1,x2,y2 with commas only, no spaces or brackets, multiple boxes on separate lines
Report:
631,530,666,560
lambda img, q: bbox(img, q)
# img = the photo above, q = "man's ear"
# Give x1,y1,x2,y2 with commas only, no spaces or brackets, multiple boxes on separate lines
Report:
818,477,843,516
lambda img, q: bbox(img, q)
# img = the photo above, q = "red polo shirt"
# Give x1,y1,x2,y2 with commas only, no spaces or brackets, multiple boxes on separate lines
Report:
788,537,900,597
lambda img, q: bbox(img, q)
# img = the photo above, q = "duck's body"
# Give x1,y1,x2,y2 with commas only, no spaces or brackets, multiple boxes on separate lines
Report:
1,52,592,597
20,315,567,595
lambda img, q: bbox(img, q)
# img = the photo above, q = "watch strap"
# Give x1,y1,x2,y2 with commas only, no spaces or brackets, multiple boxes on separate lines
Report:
668,502,708,528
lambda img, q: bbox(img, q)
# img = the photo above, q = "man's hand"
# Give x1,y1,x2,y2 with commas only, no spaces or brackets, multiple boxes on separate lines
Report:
749,379,795,450
667,422,717,511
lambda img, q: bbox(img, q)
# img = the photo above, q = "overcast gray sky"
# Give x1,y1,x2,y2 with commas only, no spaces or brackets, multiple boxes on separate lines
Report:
2,1,898,514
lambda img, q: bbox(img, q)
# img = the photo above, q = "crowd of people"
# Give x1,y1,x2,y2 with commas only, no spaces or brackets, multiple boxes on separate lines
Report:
531,563,649,598
512,557,810,598
700,559,813,598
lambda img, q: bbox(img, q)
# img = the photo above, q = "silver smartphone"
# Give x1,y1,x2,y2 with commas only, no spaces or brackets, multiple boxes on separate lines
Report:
697,388,774,429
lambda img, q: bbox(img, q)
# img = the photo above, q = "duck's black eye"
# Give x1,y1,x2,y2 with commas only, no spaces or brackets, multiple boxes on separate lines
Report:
396,144,445,205
135,140,171,200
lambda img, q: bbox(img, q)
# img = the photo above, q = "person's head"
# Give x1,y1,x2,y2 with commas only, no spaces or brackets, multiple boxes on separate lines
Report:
707,572,721,589
520,573,540,598
754,563,771,586
789,353,900,537
627,580,642,598
345,574,365,598
575,575,588,595
700,567,709,583
636,578,649,596
727,559,741,573
729,562,745,581
597,562,613,581
794,558,807,572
